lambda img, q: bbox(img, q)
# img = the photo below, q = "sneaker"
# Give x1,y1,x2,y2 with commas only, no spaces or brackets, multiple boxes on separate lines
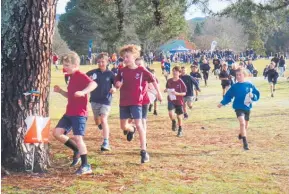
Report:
75,164,93,175
188,106,193,110
243,144,250,150
195,97,198,102
98,124,102,130
70,151,80,167
273,89,275,92
172,120,177,131
127,127,136,141
238,134,242,140
148,104,152,112
177,130,183,137
184,113,188,120
140,150,150,163
153,110,158,115
271,93,274,97
123,130,128,135
100,143,111,151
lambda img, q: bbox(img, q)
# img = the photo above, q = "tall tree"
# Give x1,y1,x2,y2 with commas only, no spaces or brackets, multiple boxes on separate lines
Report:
1,0,56,172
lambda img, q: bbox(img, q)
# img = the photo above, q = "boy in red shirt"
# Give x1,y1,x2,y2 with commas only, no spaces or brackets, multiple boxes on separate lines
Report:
164,66,187,137
53,52,97,175
115,45,162,163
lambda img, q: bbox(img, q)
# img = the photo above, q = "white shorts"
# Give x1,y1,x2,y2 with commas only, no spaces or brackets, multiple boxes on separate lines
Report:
91,102,111,117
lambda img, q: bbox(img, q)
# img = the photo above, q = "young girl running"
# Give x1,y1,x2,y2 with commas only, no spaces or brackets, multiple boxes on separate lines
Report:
265,62,279,97
115,45,162,163
190,65,202,101
219,63,231,97
218,68,260,150
165,66,187,137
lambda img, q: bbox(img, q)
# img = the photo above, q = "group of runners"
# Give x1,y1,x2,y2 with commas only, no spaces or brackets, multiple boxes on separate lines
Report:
52,44,288,175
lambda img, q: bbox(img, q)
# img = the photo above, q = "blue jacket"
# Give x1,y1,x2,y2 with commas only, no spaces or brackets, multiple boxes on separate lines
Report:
221,82,260,111
86,69,115,105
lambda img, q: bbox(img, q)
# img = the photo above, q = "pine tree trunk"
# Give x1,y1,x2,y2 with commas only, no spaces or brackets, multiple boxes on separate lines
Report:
1,0,56,172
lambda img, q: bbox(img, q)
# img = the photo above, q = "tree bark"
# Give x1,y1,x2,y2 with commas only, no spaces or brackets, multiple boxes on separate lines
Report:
1,0,56,172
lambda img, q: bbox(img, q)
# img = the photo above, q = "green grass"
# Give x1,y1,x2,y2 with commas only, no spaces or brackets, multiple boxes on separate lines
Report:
2,59,289,194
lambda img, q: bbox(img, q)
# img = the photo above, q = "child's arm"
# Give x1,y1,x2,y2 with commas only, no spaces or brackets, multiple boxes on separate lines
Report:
218,86,234,107
152,81,163,102
54,85,68,98
250,85,260,102
173,91,186,96
114,70,122,89
191,77,201,92
75,81,97,97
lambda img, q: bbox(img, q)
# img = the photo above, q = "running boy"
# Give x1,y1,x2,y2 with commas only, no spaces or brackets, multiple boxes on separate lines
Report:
86,52,116,151
217,68,260,150
219,63,231,96
53,51,97,175
165,66,187,137
265,62,279,97
190,65,202,101
115,45,162,163
180,66,200,119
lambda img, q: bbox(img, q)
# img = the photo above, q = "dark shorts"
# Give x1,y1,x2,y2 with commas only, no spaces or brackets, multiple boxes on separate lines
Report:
222,84,230,89
142,104,149,119
56,115,87,136
268,80,277,85
235,109,250,121
168,101,183,115
120,105,142,119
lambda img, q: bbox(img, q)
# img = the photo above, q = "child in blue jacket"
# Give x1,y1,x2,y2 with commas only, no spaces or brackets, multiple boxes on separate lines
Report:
218,68,260,150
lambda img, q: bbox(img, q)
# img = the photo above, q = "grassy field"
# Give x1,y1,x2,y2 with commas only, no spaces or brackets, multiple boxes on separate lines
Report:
2,59,289,194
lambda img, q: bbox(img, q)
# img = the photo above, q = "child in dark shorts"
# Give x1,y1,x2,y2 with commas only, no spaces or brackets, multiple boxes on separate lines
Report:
218,68,260,150
165,66,187,137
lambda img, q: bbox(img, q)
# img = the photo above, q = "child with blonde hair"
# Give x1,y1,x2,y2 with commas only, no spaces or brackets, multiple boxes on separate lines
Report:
115,45,162,163
218,68,260,150
53,51,97,175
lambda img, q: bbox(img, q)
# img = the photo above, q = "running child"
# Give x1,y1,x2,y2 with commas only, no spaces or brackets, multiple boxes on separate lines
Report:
86,52,116,151
265,62,279,97
180,66,200,119
53,51,97,175
164,59,171,81
217,68,260,150
147,69,159,115
190,65,202,101
114,45,162,163
200,58,210,86
212,55,221,79
219,63,231,96
164,66,187,137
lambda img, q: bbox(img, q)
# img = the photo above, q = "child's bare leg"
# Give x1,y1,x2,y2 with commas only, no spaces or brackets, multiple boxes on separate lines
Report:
134,119,146,150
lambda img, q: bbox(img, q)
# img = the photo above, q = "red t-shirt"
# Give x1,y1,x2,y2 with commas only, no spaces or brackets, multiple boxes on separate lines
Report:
166,78,187,105
115,66,155,106
66,71,93,116
53,55,58,64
